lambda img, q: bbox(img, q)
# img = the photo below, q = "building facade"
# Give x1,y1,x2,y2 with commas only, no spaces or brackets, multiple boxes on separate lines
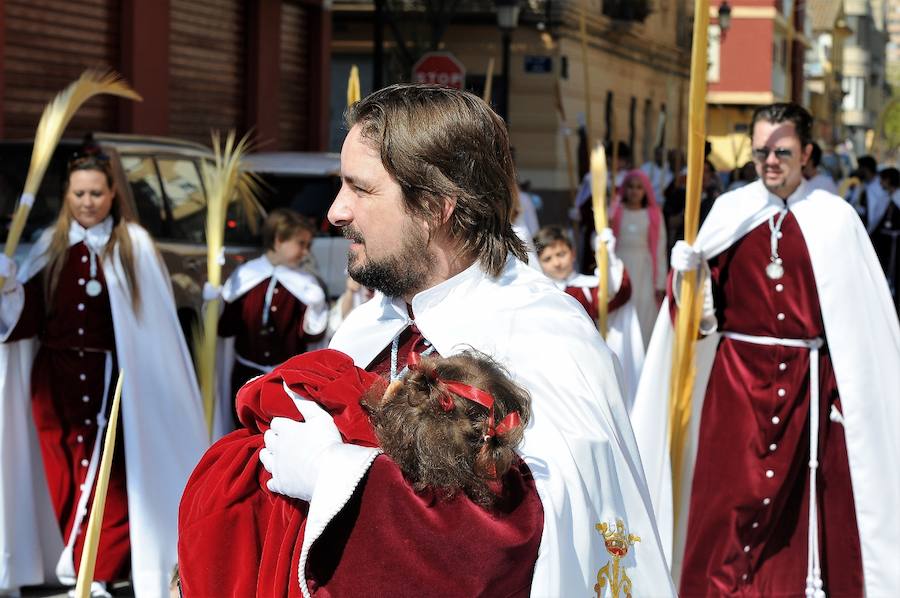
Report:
842,0,890,153
706,0,808,173
330,0,692,224
888,0,900,78
804,0,852,145
0,0,331,151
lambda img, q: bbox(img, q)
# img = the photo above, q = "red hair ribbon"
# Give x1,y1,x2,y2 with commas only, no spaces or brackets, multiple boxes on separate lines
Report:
407,351,521,440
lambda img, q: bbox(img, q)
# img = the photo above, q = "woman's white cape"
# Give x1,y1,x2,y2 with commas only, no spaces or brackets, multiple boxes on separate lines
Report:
630,180,900,595
0,224,208,597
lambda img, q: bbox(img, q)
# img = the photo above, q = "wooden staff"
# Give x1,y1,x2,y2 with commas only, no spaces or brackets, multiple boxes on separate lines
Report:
482,57,495,104
611,136,620,191
73,370,124,598
668,0,710,524
196,132,260,437
0,70,141,288
347,65,361,107
590,145,610,337
555,78,578,202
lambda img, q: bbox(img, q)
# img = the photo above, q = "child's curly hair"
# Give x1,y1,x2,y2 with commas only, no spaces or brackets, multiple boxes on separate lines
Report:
364,350,531,509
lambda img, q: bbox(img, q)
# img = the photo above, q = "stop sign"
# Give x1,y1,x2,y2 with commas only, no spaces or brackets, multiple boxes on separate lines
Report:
412,52,466,89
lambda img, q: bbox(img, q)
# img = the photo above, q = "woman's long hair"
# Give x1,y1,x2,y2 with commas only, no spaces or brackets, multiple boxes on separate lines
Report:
610,169,662,277
44,156,141,313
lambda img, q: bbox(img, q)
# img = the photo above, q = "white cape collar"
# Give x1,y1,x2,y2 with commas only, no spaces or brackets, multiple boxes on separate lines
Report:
68,216,113,254
221,254,325,307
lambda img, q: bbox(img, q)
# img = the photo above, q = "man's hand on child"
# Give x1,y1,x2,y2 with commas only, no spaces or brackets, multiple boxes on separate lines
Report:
259,399,342,501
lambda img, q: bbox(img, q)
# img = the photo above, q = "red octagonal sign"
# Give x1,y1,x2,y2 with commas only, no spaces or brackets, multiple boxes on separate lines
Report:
412,51,466,89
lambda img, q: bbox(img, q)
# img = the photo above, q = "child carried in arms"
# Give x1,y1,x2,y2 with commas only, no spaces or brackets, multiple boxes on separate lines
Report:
177,348,539,597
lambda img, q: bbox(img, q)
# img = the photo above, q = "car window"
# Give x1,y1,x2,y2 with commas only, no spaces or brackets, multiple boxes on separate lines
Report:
120,155,166,237
255,173,340,233
0,145,71,244
157,158,206,243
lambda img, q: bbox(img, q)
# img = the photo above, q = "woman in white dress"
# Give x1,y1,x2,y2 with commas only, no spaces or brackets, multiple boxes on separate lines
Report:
610,169,667,347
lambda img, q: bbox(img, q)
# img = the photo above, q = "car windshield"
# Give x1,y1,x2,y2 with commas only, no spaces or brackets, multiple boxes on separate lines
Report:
254,172,341,234
0,143,75,244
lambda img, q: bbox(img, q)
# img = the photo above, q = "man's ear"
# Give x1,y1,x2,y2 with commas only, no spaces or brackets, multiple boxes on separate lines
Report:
800,143,813,167
441,195,457,224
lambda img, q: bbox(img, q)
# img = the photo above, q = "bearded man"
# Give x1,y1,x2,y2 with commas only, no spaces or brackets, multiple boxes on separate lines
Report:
258,84,675,596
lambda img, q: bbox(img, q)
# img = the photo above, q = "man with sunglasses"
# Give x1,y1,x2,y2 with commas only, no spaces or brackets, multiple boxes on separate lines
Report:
633,103,900,596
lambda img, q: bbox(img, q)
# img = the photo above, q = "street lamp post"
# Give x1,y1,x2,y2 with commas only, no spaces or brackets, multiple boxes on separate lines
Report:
496,0,520,124
718,1,732,37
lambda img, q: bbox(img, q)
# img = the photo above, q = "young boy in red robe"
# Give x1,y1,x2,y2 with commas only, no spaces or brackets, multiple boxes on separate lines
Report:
215,209,329,427
533,225,632,318
533,226,645,404
177,348,540,597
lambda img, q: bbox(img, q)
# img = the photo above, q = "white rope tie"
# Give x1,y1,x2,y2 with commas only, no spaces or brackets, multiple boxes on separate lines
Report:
722,332,826,597
56,351,114,583
805,343,825,598
389,325,436,382
261,276,279,327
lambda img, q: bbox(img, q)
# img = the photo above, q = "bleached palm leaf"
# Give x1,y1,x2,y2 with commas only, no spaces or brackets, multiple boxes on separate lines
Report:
196,130,262,436
2,70,142,278
347,65,361,107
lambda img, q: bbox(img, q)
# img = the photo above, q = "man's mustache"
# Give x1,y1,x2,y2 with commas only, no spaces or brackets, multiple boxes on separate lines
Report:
342,226,365,244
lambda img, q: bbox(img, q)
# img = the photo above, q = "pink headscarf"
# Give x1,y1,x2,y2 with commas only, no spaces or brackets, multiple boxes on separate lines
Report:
610,169,662,278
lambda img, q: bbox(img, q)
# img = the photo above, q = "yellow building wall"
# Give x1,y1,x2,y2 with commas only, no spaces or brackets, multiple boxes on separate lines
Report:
707,105,755,172
332,1,692,216
440,25,690,193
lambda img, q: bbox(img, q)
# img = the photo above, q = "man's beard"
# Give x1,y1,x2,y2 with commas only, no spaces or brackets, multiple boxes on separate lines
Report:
761,172,795,197
343,224,435,298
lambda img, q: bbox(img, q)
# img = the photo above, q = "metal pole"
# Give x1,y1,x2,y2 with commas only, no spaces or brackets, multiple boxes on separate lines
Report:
373,0,384,90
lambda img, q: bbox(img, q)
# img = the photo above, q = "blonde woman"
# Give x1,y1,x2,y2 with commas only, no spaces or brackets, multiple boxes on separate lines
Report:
0,150,207,597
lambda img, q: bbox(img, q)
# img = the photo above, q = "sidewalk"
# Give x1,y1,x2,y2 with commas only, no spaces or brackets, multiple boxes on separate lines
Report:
20,582,133,597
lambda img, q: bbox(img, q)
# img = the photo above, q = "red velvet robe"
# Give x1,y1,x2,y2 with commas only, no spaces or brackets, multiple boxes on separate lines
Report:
178,348,543,597
672,215,863,597
219,277,325,418
564,269,633,320
6,242,130,582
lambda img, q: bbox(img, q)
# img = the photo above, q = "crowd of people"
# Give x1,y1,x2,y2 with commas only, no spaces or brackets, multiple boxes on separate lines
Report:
0,85,898,598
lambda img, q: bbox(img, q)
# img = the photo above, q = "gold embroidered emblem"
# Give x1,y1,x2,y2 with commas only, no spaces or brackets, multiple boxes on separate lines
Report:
594,519,641,598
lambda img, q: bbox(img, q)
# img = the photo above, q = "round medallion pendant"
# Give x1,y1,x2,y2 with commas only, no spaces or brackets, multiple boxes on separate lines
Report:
85,279,103,297
765,261,784,280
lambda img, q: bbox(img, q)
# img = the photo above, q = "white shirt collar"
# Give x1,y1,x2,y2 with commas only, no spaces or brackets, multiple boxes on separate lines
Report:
69,216,113,254
408,258,483,317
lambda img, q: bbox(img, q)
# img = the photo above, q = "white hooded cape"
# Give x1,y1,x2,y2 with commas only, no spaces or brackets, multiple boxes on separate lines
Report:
630,180,900,596
0,223,208,597
308,257,675,597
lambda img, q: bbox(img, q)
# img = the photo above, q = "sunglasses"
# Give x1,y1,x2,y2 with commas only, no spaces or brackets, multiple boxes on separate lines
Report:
752,147,794,162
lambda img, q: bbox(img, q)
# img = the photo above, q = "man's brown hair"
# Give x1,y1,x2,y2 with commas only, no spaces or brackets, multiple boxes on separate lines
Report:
261,208,315,251
365,350,531,509
345,84,528,277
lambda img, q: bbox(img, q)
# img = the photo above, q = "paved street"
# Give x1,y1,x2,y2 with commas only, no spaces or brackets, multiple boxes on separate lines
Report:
20,582,133,597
